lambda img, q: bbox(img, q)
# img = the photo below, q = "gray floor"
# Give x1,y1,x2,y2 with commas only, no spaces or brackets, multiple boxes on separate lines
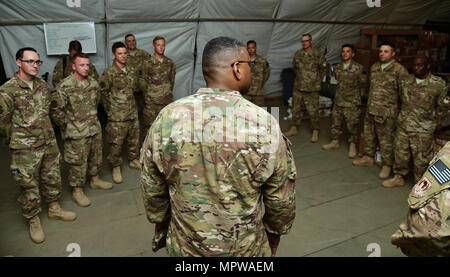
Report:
0,104,411,257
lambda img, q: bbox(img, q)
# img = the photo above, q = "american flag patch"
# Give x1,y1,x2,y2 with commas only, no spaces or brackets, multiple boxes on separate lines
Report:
428,160,450,185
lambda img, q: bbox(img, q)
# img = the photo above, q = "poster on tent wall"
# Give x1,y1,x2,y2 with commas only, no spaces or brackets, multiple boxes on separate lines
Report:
43,22,97,55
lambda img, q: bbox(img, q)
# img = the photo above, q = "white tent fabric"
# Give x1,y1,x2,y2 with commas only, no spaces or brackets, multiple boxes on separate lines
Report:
1,0,449,97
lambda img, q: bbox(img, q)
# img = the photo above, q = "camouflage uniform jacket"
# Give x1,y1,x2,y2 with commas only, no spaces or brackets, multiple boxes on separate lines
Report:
140,88,297,257
99,63,138,122
52,55,99,87
127,48,152,73
293,48,327,92
367,60,408,118
334,61,366,108
248,54,270,96
0,74,57,149
51,73,101,139
141,55,176,105
398,73,447,134
392,141,450,256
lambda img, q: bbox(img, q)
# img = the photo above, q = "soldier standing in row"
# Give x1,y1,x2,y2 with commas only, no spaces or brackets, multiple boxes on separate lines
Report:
353,42,409,180
0,47,76,244
322,44,366,158
51,52,113,207
382,55,448,188
391,141,450,256
245,40,271,106
141,36,176,134
52,40,99,88
285,34,327,143
99,42,141,184
140,36,296,257
125,34,152,115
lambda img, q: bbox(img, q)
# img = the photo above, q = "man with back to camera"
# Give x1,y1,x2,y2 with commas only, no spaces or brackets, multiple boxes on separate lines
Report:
52,40,99,88
382,55,448,188
322,44,366,158
285,34,327,143
99,42,141,184
140,37,297,257
51,52,113,207
0,47,76,244
245,40,271,106
140,36,176,135
353,42,409,180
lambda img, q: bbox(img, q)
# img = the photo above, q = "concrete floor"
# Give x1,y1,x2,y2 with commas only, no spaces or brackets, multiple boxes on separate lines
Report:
0,103,412,257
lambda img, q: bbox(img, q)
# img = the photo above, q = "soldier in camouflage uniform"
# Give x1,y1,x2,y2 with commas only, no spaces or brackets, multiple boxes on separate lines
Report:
140,37,296,257
125,34,152,114
99,42,141,184
285,34,327,143
51,52,113,207
140,36,176,134
353,42,409,180
322,44,366,158
382,55,448,188
0,47,76,244
52,40,99,88
244,40,271,106
391,141,450,256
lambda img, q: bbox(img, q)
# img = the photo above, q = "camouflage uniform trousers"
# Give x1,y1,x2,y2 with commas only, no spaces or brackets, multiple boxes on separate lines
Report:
330,104,361,143
10,143,62,219
106,119,140,167
143,90,173,131
362,113,396,166
393,128,434,183
64,133,103,187
244,95,265,106
292,89,320,130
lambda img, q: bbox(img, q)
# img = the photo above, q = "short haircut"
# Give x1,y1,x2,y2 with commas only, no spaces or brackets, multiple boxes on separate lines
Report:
202,36,245,69
414,54,430,66
125,34,135,40
16,47,38,60
153,36,165,44
72,52,90,62
112,42,127,53
380,41,396,52
247,40,257,46
69,40,83,53
302,33,312,40
342,44,355,51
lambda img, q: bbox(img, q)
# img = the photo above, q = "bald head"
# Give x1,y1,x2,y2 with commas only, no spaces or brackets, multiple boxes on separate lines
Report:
202,37,251,93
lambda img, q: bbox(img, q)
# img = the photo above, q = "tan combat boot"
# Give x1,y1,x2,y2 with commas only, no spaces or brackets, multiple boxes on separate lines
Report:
322,140,339,150
129,159,142,170
112,166,123,183
48,202,77,221
90,175,113,190
284,126,298,137
379,165,392,179
29,215,45,244
352,155,374,166
311,130,319,143
72,187,91,207
382,174,405,188
348,143,357,158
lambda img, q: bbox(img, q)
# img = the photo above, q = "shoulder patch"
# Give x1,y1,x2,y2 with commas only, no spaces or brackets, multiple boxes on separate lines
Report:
411,177,433,198
428,159,450,185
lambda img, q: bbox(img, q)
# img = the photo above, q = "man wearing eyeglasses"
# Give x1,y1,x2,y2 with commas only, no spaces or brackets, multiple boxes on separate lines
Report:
140,37,296,257
52,40,99,88
0,47,77,244
245,40,271,106
285,34,327,143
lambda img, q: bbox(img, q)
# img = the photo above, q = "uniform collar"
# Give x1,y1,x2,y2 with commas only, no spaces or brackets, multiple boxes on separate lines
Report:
113,62,128,73
196,88,242,97
14,72,36,90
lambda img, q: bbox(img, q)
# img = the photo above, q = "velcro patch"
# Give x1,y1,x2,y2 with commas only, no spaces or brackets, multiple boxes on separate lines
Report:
428,160,450,185
411,177,432,198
